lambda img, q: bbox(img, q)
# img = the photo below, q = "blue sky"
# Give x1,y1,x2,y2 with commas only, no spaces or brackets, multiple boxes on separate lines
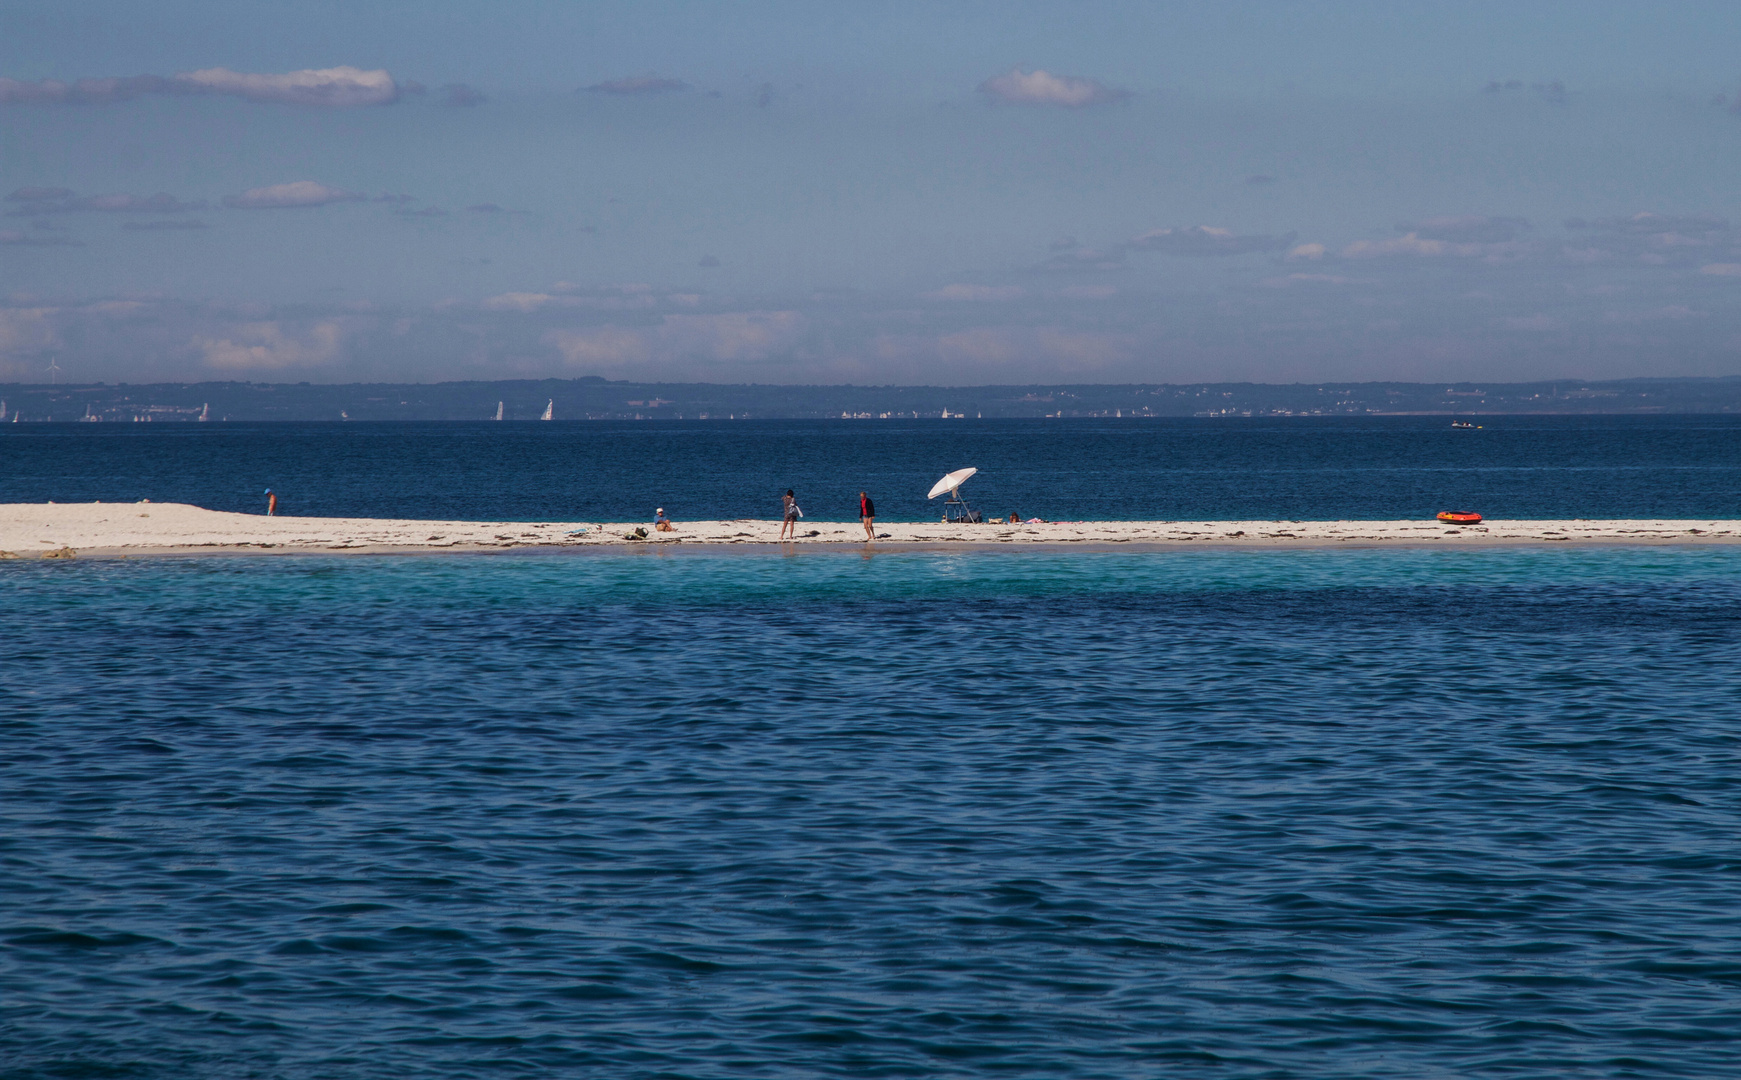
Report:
4,0,1741,384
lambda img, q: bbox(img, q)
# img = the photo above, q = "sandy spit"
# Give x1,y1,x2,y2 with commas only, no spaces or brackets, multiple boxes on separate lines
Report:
3,502,1740,559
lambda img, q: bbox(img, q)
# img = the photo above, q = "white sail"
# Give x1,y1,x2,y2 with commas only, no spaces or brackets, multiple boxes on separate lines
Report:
199,403,209,422
541,399,553,421
494,401,504,421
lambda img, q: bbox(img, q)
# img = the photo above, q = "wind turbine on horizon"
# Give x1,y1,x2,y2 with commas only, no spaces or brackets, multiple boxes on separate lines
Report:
45,357,61,385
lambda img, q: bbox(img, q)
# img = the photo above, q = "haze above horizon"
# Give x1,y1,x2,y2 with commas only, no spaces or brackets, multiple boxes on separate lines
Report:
4,0,1741,385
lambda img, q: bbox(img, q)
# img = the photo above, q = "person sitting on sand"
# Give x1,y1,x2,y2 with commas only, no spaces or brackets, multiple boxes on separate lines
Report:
780,489,800,540
654,508,675,532
1007,511,1020,524
859,491,876,541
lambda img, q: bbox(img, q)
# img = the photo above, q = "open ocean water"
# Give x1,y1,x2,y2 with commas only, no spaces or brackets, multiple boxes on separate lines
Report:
3,419,1741,1078
2,414,1740,520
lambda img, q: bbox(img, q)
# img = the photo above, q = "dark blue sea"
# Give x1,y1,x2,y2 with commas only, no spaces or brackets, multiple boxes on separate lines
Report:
4,419,1741,1078
3,415,1740,520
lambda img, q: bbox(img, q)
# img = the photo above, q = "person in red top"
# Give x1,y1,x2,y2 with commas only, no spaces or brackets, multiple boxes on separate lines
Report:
265,489,277,516
858,491,876,541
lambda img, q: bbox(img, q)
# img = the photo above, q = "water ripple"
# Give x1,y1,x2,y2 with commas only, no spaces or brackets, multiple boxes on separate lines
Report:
2,549,1740,1078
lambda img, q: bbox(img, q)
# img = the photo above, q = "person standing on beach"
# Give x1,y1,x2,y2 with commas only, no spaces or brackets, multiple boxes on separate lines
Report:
780,489,799,540
265,489,277,516
859,491,876,541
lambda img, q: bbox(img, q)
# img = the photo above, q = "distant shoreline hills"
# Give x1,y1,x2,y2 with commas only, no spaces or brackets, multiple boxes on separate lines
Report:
2,376,1740,423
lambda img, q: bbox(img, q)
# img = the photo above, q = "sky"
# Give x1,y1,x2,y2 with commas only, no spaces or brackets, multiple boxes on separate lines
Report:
4,0,1741,385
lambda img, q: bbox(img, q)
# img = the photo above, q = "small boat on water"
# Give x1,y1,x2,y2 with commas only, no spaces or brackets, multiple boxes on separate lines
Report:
1437,511,1483,524
1451,420,1478,429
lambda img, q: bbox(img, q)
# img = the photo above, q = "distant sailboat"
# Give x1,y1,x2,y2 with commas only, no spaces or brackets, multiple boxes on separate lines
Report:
494,401,504,421
541,400,553,421
198,403,209,422
0,399,7,420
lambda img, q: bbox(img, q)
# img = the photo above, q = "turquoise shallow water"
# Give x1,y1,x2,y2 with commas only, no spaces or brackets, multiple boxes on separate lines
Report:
3,548,1740,1078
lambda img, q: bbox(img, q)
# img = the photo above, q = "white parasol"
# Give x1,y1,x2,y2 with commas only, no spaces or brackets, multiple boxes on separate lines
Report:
927,467,977,500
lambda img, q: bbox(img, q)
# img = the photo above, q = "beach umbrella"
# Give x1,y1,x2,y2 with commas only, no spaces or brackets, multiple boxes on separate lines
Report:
926,467,977,500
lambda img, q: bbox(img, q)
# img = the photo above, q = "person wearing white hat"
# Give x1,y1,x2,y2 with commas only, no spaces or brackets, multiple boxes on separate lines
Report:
654,507,675,532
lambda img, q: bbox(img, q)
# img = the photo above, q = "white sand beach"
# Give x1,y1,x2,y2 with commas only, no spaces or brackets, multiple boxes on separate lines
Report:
3,502,1740,557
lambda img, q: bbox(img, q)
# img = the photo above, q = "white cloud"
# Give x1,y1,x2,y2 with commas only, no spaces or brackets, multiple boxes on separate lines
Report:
1571,212,1729,237
545,311,802,368
6,189,205,215
1561,213,1732,266
1286,243,1327,260
662,312,802,360
195,320,342,369
924,284,1026,302
1399,215,1530,243
482,292,560,313
82,300,150,317
0,75,174,104
1341,233,1526,259
0,307,60,370
1130,225,1292,256
544,325,651,367
1604,305,1701,323
223,181,365,209
0,67,398,107
482,287,662,312
0,229,81,247
977,68,1128,108
1700,263,1741,276
882,326,1132,373
176,66,397,106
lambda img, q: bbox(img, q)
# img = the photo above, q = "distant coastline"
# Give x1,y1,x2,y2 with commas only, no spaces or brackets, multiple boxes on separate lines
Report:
3,376,1741,423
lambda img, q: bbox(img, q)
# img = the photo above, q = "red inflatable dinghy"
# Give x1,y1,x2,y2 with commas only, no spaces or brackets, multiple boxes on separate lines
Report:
1437,511,1483,524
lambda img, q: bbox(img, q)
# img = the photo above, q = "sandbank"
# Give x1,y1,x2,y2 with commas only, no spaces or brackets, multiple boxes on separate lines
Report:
3,502,1740,559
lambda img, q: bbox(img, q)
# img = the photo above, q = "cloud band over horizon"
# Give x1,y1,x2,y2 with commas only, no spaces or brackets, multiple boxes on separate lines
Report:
0,66,400,107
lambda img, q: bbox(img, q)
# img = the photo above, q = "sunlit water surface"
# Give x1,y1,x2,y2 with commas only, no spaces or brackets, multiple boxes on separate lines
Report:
3,547,1739,1078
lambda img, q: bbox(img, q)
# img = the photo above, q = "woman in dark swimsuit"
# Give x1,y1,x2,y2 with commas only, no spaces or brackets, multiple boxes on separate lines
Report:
780,489,799,540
